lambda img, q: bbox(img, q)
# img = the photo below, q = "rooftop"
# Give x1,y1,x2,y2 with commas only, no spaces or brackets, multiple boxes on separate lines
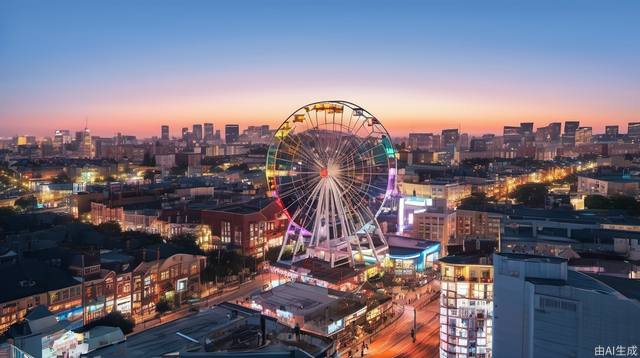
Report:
527,270,617,296
252,282,344,316
439,253,493,266
496,252,567,264
0,259,80,303
274,257,360,284
585,273,640,301
195,197,276,214
579,174,640,183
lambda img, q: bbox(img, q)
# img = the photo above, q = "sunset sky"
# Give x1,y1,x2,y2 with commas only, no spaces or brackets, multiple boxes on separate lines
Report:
1,0,639,138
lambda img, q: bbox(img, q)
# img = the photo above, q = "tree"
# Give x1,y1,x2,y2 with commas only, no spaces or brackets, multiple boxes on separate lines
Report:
459,192,489,209
170,234,203,255
584,195,640,215
584,195,611,210
155,298,172,314
609,195,640,214
170,166,185,176
96,221,122,237
14,195,37,210
200,250,258,283
52,172,72,184
81,311,135,334
265,246,281,264
510,183,548,208
143,169,157,182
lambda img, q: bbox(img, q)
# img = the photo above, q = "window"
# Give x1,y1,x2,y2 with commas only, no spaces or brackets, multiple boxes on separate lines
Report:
221,221,231,243
176,278,188,292
160,270,169,280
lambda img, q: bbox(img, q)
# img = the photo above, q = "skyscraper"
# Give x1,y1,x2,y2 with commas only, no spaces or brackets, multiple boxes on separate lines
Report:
204,123,214,141
605,125,619,138
564,121,580,135
408,133,433,149
53,129,69,154
628,122,640,138
161,125,169,140
575,126,592,145
193,124,203,142
548,122,561,141
225,124,240,144
182,127,189,141
519,122,534,135
80,126,92,158
441,128,459,147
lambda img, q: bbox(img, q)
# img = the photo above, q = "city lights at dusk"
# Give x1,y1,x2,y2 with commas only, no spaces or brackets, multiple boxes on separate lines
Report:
1,1,639,358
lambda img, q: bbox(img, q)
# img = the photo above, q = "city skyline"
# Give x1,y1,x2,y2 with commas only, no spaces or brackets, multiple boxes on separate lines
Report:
4,120,640,141
2,2,640,357
2,0,639,137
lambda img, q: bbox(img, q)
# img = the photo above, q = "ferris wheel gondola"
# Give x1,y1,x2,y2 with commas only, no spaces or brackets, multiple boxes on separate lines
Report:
266,101,396,268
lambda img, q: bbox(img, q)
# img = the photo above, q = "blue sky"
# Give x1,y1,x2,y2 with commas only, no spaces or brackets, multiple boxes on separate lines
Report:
1,0,639,136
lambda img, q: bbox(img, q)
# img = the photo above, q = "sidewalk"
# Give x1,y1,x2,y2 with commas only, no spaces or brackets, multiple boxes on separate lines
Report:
338,290,440,357
338,303,405,356
128,278,259,337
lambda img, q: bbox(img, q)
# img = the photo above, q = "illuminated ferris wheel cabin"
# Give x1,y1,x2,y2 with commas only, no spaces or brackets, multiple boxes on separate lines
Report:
266,101,397,268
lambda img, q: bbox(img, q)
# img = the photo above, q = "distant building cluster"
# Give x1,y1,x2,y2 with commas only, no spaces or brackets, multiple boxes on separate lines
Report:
1,118,640,358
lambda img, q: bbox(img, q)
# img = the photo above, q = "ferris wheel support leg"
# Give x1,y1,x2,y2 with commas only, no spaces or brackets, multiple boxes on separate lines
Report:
363,230,379,263
291,230,304,263
278,222,295,263
329,178,357,267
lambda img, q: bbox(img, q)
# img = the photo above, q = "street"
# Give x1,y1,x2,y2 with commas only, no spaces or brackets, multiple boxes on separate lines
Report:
90,276,267,357
130,274,266,334
364,298,440,358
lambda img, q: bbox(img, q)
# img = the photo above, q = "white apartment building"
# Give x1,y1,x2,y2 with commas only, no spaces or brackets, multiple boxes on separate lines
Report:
440,254,494,358
493,253,640,358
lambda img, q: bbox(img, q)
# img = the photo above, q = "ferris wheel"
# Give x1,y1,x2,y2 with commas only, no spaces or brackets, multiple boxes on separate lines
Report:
266,101,396,268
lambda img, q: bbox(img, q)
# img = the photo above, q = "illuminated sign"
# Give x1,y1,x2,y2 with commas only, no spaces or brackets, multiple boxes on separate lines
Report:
176,278,188,292
327,319,344,334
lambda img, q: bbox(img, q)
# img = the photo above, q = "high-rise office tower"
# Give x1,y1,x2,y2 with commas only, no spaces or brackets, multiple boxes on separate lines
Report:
628,122,640,138
503,126,520,136
225,124,240,144
548,122,561,141
519,122,534,135
442,128,460,147
182,127,189,141
575,126,592,145
605,125,619,138
53,129,67,153
204,123,214,141
193,124,203,142
161,125,170,140
564,121,580,135
408,133,433,149
80,127,92,158
469,138,487,152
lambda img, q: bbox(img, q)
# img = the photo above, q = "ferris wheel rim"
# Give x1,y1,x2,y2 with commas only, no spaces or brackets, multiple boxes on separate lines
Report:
266,100,397,234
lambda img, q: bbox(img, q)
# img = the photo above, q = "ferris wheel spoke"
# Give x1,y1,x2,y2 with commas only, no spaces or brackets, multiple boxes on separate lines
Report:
268,101,395,268
280,133,324,168
277,175,321,199
288,176,324,227
331,176,375,232
336,173,388,198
